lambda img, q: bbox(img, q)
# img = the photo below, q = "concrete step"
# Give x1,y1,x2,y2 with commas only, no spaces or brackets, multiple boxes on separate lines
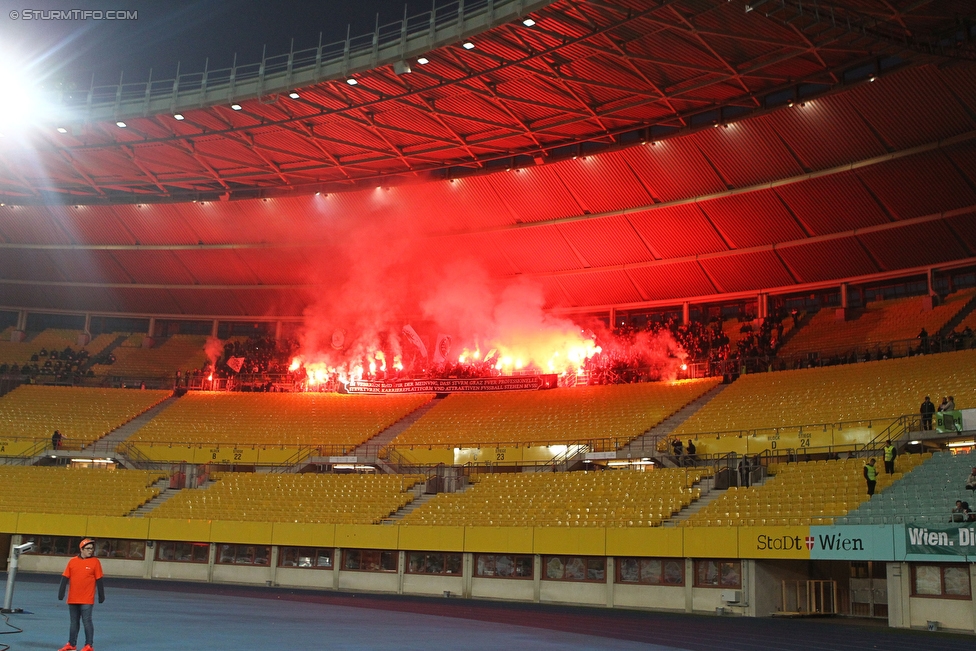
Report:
82,393,183,457
129,478,180,517
351,395,446,459
383,492,437,524
621,383,730,459
668,478,726,526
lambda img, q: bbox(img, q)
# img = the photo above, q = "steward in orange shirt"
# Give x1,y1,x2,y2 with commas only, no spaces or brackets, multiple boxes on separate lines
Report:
57,538,105,651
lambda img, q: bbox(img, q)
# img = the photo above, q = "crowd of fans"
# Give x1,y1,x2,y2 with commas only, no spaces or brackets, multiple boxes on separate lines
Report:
0,345,97,382
1,297,975,391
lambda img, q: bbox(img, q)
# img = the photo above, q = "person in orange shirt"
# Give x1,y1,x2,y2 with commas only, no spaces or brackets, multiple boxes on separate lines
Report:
57,538,105,651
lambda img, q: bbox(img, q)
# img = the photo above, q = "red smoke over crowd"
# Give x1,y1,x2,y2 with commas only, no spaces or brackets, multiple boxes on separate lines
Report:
284,187,688,387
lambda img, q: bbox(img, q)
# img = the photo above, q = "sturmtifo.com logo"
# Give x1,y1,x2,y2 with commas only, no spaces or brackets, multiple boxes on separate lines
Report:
8,9,138,21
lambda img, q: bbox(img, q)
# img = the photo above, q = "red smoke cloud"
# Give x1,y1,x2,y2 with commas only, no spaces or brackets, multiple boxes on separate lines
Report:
294,184,683,382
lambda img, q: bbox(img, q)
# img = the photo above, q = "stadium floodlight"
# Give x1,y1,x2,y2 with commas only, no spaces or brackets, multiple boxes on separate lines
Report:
0,61,41,128
173,113,185,120
346,78,358,85
522,18,536,26
57,127,68,133
116,121,127,128
231,104,242,110
417,57,429,65
462,41,475,49
289,92,300,99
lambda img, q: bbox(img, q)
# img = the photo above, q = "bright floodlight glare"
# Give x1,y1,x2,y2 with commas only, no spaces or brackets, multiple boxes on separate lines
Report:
173,113,185,120
462,42,475,49
346,78,358,85
523,18,536,26
116,121,127,128
0,63,40,127
56,127,67,133
231,104,242,110
417,57,429,65
288,92,300,99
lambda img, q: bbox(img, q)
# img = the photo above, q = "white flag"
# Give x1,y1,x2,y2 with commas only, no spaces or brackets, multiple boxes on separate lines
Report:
433,334,452,363
401,325,428,359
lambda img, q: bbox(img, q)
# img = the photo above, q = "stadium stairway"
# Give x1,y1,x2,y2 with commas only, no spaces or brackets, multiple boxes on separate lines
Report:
129,476,183,517
938,292,976,337
78,392,182,460
382,489,440,524
619,383,728,464
666,475,721,526
345,394,445,464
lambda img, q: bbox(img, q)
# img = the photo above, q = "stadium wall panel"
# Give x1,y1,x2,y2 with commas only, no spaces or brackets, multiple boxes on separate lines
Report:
85,516,150,541
606,527,682,558
270,522,336,548
463,526,534,554
682,527,737,559
334,524,399,550
533,527,605,556
210,520,273,545
398,526,465,553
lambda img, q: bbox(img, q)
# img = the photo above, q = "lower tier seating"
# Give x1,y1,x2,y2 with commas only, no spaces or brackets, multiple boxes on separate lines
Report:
837,450,975,524
0,466,165,517
149,472,426,524
402,468,710,527
684,455,923,527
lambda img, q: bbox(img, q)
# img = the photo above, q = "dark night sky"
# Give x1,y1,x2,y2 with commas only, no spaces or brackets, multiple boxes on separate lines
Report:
0,0,415,88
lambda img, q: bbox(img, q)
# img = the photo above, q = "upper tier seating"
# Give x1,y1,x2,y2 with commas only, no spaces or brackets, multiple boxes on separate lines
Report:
402,468,708,527
149,472,426,524
0,466,165,516
779,290,976,356
674,349,976,435
0,385,171,448
130,391,433,448
0,329,116,366
391,379,721,449
684,455,922,527
837,450,974,525
96,334,209,377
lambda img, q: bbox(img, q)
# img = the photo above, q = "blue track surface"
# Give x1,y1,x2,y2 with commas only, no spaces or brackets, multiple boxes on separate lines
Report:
2,573,972,650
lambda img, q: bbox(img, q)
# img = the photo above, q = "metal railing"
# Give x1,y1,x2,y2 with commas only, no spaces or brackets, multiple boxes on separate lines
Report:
42,0,549,121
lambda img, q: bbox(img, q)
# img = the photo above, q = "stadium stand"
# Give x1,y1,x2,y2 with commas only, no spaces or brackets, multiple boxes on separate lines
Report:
684,455,923,527
0,466,165,516
674,349,976,436
0,385,171,449
837,450,975,525
0,328,114,366
957,307,976,333
402,468,708,527
95,334,209,378
129,391,433,448
391,379,721,449
149,472,426,523
778,290,976,357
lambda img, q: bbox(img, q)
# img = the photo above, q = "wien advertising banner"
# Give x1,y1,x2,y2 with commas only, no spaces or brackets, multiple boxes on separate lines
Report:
903,523,976,558
809,525,895,561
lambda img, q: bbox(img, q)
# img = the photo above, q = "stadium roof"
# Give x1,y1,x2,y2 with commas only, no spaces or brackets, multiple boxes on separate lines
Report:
0,0,975,318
